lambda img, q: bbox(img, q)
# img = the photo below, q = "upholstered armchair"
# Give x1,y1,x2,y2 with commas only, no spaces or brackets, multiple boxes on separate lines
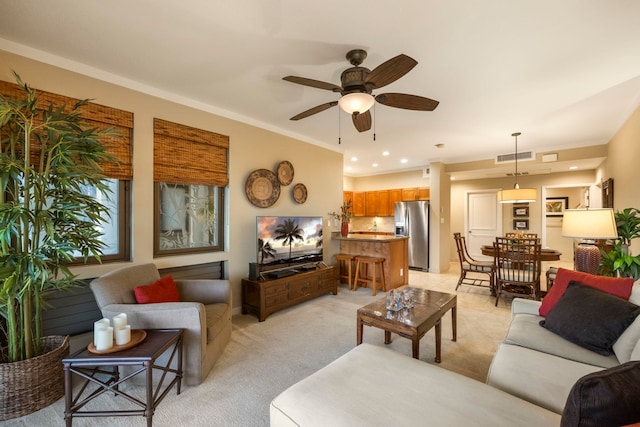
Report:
90,263,231,386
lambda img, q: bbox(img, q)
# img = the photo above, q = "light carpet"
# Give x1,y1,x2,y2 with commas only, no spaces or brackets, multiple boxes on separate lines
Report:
4,267,515,426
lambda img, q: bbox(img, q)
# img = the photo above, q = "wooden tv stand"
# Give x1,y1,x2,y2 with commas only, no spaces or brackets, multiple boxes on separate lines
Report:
241,265,337,321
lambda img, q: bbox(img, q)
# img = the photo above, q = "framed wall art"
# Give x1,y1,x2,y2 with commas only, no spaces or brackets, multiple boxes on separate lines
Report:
545,197,568,217
513,219,529,230
513,206,529,217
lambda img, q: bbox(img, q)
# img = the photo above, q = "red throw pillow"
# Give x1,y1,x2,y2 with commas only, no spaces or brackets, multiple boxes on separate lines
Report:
134,275,181,304
539,268,634,317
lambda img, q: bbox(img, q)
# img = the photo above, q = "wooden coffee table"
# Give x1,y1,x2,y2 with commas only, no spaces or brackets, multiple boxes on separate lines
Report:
357,287,457,362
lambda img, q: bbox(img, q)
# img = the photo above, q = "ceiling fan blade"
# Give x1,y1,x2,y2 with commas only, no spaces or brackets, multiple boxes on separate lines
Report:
283,76,342,92
375,93,439,111
352,111,372,132
364,54,418,89
290,101,338,120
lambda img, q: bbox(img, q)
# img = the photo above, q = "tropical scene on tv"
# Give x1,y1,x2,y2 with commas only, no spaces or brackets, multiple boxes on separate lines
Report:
257,216,323,271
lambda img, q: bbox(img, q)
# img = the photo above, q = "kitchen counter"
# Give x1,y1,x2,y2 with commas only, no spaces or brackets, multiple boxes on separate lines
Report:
332,234,408,242
332,234,409,290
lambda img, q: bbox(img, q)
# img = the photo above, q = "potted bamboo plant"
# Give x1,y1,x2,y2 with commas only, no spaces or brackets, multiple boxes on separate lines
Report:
0,72,115,420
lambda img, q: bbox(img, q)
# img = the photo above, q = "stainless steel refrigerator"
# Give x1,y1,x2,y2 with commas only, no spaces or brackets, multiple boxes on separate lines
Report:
394,201,430,271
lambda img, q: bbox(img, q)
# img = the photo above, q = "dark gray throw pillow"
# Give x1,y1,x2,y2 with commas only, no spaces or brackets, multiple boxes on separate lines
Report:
561,361,640,427
540,281,640,355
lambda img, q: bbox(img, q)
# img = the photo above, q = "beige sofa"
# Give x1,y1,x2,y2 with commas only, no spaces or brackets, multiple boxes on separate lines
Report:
90,263,231,386
271,279,640,426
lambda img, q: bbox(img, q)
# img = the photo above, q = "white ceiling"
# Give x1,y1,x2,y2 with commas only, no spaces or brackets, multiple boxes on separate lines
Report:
1,0,640,177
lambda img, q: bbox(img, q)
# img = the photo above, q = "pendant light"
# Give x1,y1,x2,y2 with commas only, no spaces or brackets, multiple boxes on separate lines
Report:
496,132,537,203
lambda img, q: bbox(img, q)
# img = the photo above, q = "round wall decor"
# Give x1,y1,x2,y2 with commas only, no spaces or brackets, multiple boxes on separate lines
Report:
292,183,308,204
277,160,294,186
245,169,281,208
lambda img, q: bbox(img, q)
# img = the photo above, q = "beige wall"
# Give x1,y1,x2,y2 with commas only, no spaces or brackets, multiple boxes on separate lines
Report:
0,50,344,312
598,105,640,253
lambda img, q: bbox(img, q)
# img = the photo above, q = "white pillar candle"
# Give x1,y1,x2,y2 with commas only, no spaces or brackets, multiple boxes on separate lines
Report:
95,326,113,351
112,313,128,330
94,318,110,345
115,325,131,346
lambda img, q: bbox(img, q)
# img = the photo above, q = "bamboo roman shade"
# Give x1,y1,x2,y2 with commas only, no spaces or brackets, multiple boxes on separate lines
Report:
153,118,229,187
0,80,133,180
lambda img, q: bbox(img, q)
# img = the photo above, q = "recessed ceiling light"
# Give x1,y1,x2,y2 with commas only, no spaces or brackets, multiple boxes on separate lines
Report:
382,151,390,156
450,176,456,181
400,158,408,164
351,157,358,162
372,163,378,167
345,166,352,171
569,166,578,170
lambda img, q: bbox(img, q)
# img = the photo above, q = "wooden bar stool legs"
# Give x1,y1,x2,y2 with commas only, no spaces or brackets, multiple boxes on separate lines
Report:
353,256,386,296
334,254,355,290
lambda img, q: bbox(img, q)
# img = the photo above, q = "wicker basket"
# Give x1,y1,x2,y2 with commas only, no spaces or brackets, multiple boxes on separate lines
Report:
0,335,70,421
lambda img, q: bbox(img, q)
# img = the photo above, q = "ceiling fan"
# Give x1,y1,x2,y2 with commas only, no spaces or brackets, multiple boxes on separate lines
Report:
283,49,439,133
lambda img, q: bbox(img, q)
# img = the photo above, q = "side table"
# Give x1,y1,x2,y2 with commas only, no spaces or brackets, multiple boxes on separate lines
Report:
63,328,184,427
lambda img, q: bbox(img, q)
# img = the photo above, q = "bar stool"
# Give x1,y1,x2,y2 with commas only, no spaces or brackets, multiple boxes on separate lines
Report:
353,256,386,296
334,253,356,289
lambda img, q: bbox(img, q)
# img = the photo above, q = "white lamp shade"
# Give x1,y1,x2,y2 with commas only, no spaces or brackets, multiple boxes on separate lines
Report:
562,208,618,239
497,188,537,204
338,93,375,114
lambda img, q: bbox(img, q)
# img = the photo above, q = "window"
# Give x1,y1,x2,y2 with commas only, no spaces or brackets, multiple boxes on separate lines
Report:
153,118,229,257
0,80,133,264
155,183,224,255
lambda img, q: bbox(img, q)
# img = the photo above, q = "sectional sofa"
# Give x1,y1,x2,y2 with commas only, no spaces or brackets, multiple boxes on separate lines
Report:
270,269,640,426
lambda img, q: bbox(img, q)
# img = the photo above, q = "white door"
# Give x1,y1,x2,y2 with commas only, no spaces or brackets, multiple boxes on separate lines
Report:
466,190,502,259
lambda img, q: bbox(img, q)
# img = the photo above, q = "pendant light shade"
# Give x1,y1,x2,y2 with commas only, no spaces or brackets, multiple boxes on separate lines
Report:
338,92,375,114
497,132,537,204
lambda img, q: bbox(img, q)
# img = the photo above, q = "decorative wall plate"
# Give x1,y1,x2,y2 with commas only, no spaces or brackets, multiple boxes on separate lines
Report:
245,169,281,208
292,183,308,204
277,160,294,186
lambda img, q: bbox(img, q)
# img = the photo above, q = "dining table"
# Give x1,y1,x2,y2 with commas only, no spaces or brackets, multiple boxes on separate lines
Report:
480,245,562,261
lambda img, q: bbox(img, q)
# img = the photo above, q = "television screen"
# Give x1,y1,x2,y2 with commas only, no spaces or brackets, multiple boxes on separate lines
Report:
256,216,323,272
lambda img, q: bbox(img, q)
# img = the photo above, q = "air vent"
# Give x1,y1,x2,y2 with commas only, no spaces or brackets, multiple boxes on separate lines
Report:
495,151,534,164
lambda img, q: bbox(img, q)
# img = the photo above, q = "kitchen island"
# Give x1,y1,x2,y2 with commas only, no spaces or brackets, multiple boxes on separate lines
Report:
332,234,409,290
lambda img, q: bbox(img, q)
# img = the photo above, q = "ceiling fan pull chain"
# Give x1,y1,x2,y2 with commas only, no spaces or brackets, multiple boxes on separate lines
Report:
372,102,376,141
338,105,341,144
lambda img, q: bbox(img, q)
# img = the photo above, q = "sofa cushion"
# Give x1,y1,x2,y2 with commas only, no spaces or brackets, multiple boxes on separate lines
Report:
487,343,604,414
134,275,181,304
561,361,640,427
614,315,640,364
539,268,634,317
540,282,640,356
271,343,561,427
505,313,619,368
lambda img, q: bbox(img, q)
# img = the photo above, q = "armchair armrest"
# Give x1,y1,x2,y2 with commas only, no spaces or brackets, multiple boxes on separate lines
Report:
511,298,542,317
175,279,231,306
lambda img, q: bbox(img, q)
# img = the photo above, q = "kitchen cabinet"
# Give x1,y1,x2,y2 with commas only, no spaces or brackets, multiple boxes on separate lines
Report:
365,190,390,216
401,187,430,201
389,189,402,216
352,192,366,217
343,191,353,206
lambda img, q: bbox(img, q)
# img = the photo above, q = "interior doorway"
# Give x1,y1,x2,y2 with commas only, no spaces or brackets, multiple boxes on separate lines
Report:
464,189,502,260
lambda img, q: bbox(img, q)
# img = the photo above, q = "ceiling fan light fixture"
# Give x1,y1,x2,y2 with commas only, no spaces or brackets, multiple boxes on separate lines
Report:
338,92,375,114
497,132,537,204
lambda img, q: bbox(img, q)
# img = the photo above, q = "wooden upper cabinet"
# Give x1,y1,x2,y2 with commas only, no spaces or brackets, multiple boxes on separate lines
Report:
364,191,378,216
343,191,353,206
401,187,430,201
389,189,402,216
352,192,365,217
377,190,390,216
418,188,430,200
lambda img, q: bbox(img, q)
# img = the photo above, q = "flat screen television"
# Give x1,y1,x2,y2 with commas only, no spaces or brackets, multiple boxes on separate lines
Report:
256,216,323,272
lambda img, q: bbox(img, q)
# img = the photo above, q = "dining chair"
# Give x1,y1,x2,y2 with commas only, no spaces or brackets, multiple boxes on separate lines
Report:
493,237,542,306
453,232,495,295
505,232,538,239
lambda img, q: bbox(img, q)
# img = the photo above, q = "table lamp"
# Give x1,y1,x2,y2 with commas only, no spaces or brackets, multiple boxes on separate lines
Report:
561,208,618,274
